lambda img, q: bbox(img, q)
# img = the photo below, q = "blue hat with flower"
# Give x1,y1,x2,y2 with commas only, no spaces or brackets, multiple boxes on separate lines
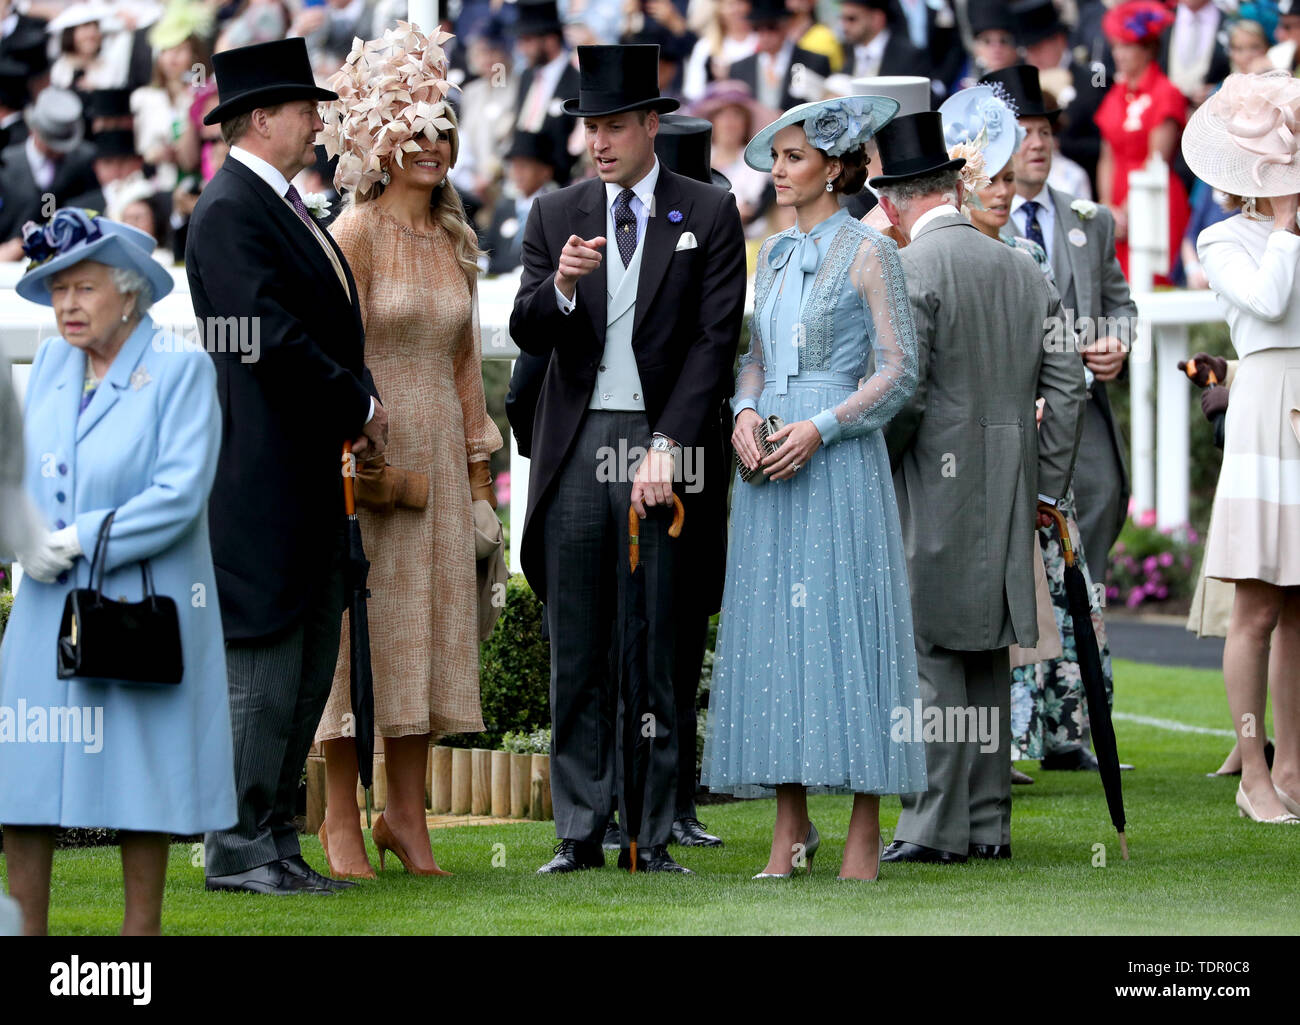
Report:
939,85,1026,182
16,208,173,308
743,94,900,172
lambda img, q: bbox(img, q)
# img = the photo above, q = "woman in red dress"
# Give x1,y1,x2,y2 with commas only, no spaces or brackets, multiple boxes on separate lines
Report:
1095,0,1188,282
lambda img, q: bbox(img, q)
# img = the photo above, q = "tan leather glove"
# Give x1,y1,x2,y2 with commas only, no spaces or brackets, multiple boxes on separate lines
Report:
469,459,496,509
354,451,429,513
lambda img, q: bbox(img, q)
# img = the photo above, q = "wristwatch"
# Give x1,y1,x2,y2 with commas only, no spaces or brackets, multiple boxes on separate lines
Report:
650,433,679,457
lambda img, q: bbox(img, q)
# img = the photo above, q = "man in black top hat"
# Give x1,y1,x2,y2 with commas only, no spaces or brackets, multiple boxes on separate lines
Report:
1014,0,1107,193
510,44,745,874
186,37,385,897
872,111,1084,864
482,129,560,275
0,0,48,83
513,0,580,186
0,55,30,150
66,128,145,213
728,0,832,111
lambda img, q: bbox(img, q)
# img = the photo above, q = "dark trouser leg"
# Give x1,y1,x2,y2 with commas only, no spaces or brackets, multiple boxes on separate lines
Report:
966,647,1012,846
206,623,306,876
893,641,973,856
1071,397,1126,588
270,523,347,860
544,414,620,844
671,604,709,819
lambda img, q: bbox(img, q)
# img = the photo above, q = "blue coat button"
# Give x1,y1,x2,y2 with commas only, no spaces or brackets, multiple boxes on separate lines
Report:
58,463,68,476
56,491,66,502
54,519,66,529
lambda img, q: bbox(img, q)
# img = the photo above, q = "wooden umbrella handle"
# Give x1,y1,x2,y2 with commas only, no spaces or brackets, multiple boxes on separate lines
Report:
342,441,356,516
1037,501,1074,568
628,494,686,572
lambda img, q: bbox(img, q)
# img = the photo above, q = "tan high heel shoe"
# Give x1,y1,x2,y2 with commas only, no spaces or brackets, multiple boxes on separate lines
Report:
1275,784,1300,818
318,822,377,880
372,814,453,876
1236,784,1300,824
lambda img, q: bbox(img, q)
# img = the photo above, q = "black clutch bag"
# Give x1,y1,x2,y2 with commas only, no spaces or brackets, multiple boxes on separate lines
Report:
57,511,184,685
737,414,786,485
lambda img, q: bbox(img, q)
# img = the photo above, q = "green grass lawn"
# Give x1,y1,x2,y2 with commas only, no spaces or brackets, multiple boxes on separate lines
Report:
5,658,1297,935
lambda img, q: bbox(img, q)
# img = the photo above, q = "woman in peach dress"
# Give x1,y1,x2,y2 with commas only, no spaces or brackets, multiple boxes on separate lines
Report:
314,25,503,877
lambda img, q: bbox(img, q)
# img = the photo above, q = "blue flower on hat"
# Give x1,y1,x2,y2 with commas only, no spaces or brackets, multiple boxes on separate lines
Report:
21,208,103,268
804,97,876,157
668,209,683,223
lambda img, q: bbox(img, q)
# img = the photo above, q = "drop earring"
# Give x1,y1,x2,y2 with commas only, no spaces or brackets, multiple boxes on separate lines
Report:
825,179,834,193
381,170,391,186
121,312,129,323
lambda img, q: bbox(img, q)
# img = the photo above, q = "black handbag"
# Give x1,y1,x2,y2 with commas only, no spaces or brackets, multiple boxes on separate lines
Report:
56,511,184,684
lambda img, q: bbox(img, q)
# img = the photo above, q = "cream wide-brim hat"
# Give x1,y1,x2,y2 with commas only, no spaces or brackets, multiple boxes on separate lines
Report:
1182,70,1300,198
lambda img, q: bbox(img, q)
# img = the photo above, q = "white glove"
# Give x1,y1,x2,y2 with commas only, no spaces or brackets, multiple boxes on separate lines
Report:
18,524,83,583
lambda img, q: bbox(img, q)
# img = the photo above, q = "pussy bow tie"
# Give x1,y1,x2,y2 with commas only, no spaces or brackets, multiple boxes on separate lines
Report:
768,230,821,274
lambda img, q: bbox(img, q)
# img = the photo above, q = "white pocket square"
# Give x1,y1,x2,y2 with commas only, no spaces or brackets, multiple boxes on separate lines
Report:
674,232,698,252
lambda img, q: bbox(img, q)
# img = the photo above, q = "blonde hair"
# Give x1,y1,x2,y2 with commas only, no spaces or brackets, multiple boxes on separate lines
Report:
340,106,482,282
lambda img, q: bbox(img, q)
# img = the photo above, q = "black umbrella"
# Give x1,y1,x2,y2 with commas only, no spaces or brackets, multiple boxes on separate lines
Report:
622,496,685,871
1040,503,1130,860
343,442,377,814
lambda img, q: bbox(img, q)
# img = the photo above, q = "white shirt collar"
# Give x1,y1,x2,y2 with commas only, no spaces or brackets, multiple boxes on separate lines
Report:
911,202,960,237
861,28,888,62
1,12,17,37
1011,185,1055,217
229,145,293,199
605,157,660,211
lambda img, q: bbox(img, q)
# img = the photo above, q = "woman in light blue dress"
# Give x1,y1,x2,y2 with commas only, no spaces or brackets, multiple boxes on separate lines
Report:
701,97,928,881
0,210,236,934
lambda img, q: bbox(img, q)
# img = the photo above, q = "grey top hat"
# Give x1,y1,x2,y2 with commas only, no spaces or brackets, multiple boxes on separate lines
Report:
25,88,85,154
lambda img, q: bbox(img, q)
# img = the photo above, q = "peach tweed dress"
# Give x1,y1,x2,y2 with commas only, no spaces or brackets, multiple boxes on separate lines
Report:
317,202,503,741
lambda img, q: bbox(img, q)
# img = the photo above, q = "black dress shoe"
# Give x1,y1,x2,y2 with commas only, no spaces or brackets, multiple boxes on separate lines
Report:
880,840,968,864
1041,748,1134,771
968,843,1012,859
280,854,357,890
616,844,694,873
537,839,604,874
602,817,622,850
205,861,335,895
670,816,723,847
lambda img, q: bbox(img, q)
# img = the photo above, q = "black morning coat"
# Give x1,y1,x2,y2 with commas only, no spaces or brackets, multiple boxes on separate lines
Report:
185,157,378,640
508,167,747,612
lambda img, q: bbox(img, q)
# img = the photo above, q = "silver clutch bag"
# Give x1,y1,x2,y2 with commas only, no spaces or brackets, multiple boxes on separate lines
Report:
737,414,786,485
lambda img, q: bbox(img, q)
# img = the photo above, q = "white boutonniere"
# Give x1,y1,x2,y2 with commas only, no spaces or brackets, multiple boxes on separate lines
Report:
303,192,332,221
1071,199,1099,221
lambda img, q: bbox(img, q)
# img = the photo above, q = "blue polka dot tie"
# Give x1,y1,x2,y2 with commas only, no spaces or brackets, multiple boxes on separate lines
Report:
614,188,637,267
1021,199,1046,253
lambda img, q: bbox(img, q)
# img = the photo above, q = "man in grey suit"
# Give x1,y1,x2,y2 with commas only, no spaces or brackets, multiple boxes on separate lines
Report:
872,112,1086,863
981,65,1136,591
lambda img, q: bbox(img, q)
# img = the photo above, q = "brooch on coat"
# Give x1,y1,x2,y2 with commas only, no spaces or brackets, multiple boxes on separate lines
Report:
130,366,153,391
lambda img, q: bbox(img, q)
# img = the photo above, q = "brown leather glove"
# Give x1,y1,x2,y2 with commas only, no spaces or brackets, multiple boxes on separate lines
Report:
354,452,429,513
1202,385,1229,421
469,459,497,509
1178,352,1229,388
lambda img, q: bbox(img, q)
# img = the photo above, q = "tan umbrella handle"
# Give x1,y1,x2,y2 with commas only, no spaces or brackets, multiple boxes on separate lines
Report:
628,494,685,572
342,441,356,516
1038,502,1074,568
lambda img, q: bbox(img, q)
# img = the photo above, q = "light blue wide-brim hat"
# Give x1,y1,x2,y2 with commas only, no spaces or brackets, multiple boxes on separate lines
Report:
938,85,1022,178
744,94,901,172
16,208,173,308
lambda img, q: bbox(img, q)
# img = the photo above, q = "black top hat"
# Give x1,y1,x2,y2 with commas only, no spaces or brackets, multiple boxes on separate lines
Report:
562,45,680,118
748,0,791,26
1010,0,1067,46
655,114,730,189
85,88,133,121
504,129,558,168
978,64,1060,120
92,129,140,159
0,56,29,111
968,0,1015,37
868,111,965,187
204,38,338,126
511,0,564,36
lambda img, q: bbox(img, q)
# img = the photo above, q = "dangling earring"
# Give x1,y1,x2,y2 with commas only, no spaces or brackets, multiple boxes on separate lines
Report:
380,170,391,186
121,312,129,323
1243,195,1262,221
825,179,834,193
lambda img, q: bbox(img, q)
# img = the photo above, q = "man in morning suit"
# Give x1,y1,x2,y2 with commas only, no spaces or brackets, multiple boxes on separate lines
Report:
873,112,1085,863
728,0,832,112
186,38,387,896
510,45,746,874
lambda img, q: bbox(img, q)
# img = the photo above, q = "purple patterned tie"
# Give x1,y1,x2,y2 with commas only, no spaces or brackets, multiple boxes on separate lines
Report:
614,188,637,267
284,184,314,229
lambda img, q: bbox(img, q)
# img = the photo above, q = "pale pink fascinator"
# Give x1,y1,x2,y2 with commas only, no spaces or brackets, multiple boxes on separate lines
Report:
1182,70,1300,198
318,21,458,197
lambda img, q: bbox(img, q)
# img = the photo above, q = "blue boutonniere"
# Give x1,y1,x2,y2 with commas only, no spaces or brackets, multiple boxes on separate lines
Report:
668,209,683,223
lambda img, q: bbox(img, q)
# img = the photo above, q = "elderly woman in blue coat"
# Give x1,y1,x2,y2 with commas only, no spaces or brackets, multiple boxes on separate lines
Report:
0,209,236,935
